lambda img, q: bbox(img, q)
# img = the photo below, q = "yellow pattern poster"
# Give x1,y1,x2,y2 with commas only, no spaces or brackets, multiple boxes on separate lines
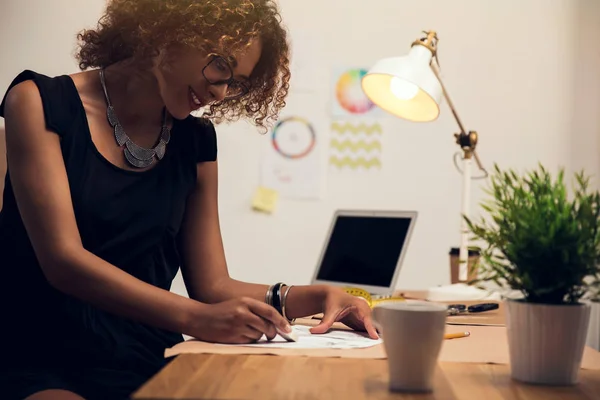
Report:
329,121,382,170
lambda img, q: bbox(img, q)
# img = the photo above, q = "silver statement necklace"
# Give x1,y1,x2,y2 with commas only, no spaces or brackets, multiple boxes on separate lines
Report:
99,69,171,169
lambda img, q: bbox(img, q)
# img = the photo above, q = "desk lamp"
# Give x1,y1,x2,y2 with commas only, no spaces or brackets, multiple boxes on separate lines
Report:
361,31,488,282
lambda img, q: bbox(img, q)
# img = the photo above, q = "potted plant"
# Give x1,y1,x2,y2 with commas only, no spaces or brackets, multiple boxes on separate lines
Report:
464,163,600,385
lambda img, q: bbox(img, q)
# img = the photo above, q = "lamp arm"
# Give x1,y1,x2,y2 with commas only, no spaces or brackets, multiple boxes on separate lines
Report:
429,61,467,136
430,59,483,282
430,60,487,175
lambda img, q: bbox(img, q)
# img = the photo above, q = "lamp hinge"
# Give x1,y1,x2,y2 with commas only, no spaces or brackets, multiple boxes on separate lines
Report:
455,131,478,159
412,30,439,58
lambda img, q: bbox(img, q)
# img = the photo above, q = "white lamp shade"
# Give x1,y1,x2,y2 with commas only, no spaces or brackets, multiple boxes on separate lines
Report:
362,45,443,122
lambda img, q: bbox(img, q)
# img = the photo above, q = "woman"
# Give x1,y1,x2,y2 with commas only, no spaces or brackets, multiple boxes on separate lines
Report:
0,1,378,399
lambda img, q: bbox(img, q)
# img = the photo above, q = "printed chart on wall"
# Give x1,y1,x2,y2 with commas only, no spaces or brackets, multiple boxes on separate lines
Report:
260,97,324,200
331,67,383,119
329,120,383,171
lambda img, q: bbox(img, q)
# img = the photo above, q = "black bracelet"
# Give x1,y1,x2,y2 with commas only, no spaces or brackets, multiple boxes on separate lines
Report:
271,282,285,315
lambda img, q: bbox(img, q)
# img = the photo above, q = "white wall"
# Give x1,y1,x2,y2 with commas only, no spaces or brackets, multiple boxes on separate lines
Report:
0,0,598,294
571,0,600,178
0,1,107,92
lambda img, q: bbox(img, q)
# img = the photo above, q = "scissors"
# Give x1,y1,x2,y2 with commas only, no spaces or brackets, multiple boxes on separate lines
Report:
447,302,499,316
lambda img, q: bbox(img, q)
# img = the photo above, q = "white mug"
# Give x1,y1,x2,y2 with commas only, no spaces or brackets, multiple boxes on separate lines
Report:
373,301,447,392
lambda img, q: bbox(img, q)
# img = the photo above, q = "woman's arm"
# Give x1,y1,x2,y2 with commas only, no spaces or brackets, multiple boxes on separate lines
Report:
177,129,378,339
178,158,333,319
3,81,209,336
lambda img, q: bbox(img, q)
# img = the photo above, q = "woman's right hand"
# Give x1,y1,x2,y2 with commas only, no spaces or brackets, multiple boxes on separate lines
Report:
188,297,292,344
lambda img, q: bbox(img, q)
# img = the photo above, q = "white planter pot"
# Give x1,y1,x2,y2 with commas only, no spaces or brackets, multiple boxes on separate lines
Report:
586,300,600,351
505,299,591,385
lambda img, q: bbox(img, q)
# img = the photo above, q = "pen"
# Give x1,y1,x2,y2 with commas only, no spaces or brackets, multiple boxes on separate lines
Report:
444,331,470,340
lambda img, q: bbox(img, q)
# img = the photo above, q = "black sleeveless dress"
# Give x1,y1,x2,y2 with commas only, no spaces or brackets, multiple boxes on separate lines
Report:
0,70,217,399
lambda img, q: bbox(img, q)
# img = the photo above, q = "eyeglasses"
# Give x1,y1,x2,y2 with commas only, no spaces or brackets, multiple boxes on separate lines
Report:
202,55,250,100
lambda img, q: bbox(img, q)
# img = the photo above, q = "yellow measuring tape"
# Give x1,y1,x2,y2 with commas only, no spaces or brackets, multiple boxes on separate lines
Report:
343,287,406,308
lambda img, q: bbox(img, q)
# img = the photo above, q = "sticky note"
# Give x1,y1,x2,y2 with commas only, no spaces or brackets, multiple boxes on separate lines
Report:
251,186,279,213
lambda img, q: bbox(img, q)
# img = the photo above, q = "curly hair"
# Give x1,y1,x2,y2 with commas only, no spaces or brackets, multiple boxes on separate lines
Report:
76,0,290,131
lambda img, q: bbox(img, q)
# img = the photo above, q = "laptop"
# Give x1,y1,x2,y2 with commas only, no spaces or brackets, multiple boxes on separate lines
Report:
310,209,417,296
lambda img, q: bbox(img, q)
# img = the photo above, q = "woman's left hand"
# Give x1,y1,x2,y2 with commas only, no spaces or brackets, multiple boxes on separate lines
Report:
309,287,379,339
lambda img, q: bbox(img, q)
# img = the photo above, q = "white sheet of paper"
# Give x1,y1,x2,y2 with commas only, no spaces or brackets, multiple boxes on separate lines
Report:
222,325,382,349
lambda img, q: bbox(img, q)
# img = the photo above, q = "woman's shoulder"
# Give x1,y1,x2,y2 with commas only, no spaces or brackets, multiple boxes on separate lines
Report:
0,69,83,135
1,69,75,102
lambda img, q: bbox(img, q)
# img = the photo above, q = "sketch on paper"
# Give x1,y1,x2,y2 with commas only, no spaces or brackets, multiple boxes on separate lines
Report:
227,325,382,349
329,121,382,170
260,115,322,199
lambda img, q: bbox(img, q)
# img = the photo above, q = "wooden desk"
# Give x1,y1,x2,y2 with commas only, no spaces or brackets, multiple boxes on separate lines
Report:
133,353,600,399
133,295,599,399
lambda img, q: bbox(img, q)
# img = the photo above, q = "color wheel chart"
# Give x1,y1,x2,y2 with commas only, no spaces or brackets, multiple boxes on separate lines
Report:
271,116,316,160
261,113,322,200
332,67,382,118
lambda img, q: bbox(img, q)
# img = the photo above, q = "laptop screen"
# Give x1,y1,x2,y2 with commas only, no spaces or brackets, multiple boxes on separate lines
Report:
315,215,412,288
